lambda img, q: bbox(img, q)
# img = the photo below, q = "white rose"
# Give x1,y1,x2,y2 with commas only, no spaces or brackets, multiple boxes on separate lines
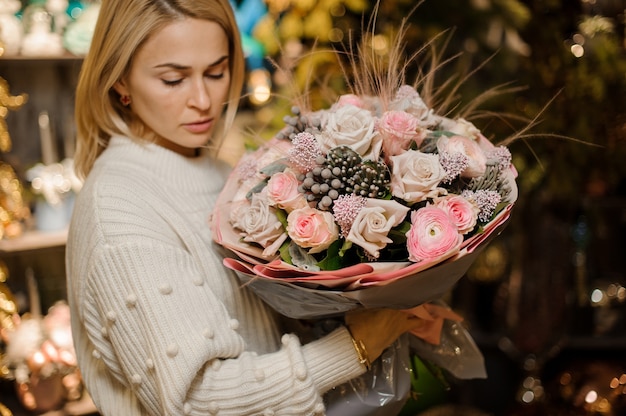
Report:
346,198,410,258
230,192,288,257
317,104,382,160
390,150,447,203
448,118,482,141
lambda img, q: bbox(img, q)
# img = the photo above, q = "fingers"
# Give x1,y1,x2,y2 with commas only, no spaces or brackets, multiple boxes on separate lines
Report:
404,315,426,332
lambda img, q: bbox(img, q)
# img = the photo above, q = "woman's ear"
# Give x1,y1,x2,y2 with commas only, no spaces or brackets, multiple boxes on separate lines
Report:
113,79,129,97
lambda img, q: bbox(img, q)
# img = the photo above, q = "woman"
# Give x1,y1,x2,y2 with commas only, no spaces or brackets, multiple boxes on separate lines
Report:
66,0,422,414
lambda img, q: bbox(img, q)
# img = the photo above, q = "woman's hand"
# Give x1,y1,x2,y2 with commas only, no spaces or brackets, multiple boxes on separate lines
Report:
345,308,423,364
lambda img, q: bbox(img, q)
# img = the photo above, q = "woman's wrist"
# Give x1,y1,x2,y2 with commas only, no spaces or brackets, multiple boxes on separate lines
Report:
346,327,371,370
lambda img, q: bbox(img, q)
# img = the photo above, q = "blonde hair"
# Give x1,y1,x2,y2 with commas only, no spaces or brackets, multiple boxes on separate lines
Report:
74,0,245,179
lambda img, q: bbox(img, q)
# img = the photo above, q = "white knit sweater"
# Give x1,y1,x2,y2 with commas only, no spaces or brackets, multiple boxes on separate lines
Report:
66,136,365,415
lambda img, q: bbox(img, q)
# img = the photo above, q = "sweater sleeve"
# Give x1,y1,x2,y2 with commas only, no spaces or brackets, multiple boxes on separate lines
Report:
80,239,365,415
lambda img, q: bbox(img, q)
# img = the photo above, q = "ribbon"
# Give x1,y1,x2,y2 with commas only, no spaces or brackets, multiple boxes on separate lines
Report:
404,303,464,345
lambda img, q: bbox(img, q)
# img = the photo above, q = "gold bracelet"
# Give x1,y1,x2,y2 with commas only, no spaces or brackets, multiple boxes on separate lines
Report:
350,336,371,371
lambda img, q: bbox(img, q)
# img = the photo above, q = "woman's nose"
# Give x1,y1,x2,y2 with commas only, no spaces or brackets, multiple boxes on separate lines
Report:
188,80,211,110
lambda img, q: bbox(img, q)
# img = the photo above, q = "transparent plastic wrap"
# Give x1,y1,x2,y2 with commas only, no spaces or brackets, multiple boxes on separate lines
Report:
322,322,487,415
410,319,487,380
301,304,486,415
324,334,412,416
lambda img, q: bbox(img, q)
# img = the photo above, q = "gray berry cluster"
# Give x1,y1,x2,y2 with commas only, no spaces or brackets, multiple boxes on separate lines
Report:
275,106,322,140
299,146,391,210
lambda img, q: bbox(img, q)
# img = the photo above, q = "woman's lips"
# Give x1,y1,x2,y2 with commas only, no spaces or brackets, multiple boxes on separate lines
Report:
183,119,213,134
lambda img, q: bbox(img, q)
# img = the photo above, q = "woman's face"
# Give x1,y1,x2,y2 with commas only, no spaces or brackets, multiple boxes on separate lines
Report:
115,18,231,156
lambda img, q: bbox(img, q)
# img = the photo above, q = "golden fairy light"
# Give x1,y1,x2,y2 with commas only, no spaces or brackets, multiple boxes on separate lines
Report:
0,76,27,153
247,68,272,106
0,78,30,239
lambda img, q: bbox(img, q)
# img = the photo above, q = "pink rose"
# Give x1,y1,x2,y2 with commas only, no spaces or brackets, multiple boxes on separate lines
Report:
436,134,487,178
336,94,367,108
232,138,293,202
266,168,308,212
379,110,427,157
434,195,479,235
287,207,339,254
406,206,463,262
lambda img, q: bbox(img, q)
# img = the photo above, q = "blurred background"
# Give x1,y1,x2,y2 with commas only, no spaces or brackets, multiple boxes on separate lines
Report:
0,0,624,415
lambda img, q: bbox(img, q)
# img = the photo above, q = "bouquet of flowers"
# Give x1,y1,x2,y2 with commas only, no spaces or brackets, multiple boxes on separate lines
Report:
212,82,517,319
210,11,526,411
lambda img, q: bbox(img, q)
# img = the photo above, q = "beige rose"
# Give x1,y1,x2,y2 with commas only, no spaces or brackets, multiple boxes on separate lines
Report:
318,104,382,161
390,150,447,203
346,198,410,258
230,193,288,257
448,118,481,141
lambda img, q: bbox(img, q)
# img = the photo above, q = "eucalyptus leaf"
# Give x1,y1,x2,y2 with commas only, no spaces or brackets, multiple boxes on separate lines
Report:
245,180,269,200
429,130,457,138
289,243,320,272
259,159,289,176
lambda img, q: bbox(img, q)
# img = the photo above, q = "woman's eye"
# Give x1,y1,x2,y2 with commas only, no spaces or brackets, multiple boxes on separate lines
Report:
207,73,224,80
162,79,183,86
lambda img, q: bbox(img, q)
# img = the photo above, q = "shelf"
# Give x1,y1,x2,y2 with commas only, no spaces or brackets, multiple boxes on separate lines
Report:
0,229,67,253
0,53,83,63
565,335,626,351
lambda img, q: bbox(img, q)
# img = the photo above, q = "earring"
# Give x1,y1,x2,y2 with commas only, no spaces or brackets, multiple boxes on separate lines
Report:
120,95,131,106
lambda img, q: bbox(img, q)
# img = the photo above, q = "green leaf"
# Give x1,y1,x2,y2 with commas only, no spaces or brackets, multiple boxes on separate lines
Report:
338,239,353,257
393,220,412,235
316,240,344,270
274,208,288,228
279,240,293,264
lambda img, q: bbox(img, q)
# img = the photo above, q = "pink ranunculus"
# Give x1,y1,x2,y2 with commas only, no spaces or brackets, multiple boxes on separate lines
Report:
266,168,308,213
434,195,479,235
287,207,339,254
406,206,463,262
436,134,487,178
379,110,426,157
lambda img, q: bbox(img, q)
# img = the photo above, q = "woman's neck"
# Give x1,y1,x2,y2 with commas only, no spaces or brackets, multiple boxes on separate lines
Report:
153,135,201,158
